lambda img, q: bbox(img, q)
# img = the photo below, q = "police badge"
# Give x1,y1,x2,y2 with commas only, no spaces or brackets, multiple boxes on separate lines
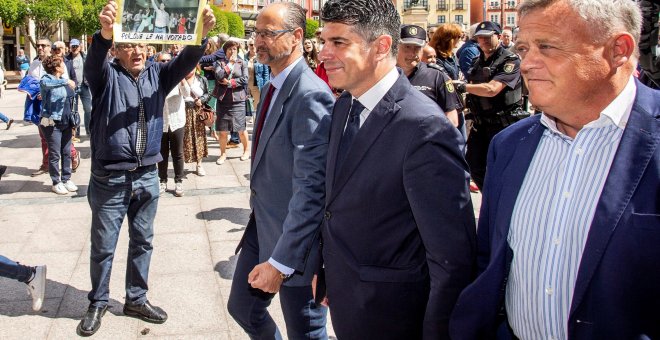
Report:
409,26,418,36
504,63,515,73
445,80,455,93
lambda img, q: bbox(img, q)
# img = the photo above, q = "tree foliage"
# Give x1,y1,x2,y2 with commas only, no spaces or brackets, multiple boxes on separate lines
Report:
225,11,244,38
0,0,82,47
30,0,83,39
67,0,105,37
0,0,27,27
208,5,228,37
305,19,319,39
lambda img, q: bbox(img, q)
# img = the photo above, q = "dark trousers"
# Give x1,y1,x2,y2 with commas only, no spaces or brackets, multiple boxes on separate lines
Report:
227,221,328,340
0,255,33,282
41,124,73,185
158,127,185,183
465,123,506,190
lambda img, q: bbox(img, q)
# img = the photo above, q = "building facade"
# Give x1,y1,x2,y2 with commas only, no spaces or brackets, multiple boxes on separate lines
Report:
396,0,470,32
485,0,518,29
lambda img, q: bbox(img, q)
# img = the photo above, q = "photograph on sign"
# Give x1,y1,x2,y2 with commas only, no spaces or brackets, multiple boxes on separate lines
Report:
114,0,207,45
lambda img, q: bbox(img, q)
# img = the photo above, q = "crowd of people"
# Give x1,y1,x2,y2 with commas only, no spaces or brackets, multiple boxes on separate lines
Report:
121,0,197,35
1,0,659,339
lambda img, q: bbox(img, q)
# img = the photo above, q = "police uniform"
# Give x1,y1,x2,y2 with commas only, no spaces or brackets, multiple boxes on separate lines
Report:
408,62,461,113
465,22,525,190
400,24,462,117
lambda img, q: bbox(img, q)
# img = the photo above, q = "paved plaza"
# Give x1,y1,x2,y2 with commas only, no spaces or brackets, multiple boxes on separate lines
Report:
0,88,480,339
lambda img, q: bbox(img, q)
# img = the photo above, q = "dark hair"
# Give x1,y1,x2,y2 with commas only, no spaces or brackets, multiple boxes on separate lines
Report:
279,2,307,39
37,37,52,45
42,55,63,75
222,40,240,53
321,0,400,56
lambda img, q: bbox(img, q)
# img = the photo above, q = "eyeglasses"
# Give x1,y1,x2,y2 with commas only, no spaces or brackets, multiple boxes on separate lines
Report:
254,29,294,39
159,59,171,63
117,43,147,51
71,45,80,49
36,44,49,48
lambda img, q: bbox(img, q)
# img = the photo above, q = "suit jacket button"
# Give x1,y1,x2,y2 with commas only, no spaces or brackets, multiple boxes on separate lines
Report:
251,189,256,196
324,211,331,219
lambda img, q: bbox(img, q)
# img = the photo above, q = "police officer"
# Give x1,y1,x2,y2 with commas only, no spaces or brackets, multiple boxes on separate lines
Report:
397,24,461,128
454,21,525,190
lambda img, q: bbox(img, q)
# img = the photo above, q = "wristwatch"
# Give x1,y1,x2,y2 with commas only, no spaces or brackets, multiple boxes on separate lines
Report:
279,272,292,281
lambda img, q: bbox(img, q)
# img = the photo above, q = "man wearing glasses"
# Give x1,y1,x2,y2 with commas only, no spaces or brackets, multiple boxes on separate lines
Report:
226,2,334,339
76,0,215,336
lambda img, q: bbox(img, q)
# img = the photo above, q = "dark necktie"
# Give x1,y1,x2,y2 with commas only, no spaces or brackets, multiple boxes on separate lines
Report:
335,99,365,172
252,84,276,159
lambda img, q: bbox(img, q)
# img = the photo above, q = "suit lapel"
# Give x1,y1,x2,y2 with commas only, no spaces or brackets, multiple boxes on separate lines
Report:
493,120,545,245
251,62,305,174
326,93,352,200
570,87,659,317
326,75,407,206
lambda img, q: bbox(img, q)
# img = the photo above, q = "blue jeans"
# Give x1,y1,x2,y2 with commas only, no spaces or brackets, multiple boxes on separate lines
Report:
41,123,73,185
0,255,32,283
0,112,9,123
87,165,160,307
227,221,328,340
75,85,92,136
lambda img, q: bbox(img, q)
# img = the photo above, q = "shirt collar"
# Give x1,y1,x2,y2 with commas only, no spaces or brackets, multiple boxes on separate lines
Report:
269,56,304,90
354,67,399,111
540,76,636,135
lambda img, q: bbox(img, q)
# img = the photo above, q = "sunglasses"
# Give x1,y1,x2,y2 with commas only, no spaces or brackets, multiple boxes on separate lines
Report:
159,59,171,63
36,44,49,48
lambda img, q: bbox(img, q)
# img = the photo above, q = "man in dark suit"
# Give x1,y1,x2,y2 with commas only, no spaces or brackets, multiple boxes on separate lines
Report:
226,2,335,339
317,0,477,339
450,0,660,339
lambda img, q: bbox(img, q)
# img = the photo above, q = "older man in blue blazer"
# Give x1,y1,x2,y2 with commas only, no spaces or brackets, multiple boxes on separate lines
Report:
450,1,660,339
317,1,477,339
226,2,335,340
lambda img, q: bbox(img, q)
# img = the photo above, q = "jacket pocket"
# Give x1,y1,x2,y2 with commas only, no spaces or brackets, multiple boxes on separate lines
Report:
631,212,660,231
358,263,427,283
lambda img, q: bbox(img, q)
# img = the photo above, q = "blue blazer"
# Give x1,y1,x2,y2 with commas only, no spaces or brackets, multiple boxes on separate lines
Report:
322,71,476,339
449,81,660,340
245,60,335,287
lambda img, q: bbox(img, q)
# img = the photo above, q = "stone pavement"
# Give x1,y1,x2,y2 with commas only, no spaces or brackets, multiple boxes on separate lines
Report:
0,88,481,339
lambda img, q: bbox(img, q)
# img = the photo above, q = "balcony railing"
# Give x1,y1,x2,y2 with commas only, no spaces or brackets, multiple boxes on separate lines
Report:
455,5,464,10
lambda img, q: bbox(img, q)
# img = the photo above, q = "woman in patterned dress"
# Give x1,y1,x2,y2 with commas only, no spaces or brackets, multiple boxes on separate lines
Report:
182,67,210,176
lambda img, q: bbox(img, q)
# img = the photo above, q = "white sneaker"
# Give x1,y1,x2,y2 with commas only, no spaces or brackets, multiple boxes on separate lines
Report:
216,155,226,165
63,180,78,192
159,182,167,194
27,265,47,311
52,182,68,195
174,182,184,197
196,164,206,176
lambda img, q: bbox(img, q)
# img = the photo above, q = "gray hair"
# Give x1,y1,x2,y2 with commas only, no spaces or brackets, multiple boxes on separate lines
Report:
518,0,642,46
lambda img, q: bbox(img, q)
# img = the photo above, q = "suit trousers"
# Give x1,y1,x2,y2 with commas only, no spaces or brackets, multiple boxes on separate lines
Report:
227,220,328,340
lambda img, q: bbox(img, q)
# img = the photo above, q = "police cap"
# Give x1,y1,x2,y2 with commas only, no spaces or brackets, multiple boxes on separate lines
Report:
400,25,427,46
474,21,502,37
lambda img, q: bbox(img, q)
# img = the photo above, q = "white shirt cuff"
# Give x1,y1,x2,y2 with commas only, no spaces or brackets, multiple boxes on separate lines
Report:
268,257,295,275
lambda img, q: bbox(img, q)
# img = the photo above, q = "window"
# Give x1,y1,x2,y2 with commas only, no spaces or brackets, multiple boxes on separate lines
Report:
437,0,447,10
490,1,500,8
507,0,516,9
404,0,428,9
506,13,516,26
490,14,500,24
438,15,446,24
455,15,464,23
313,0,320,10
455,0,464,10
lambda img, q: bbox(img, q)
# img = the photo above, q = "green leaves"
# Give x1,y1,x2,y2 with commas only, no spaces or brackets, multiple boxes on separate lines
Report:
207,7,244,38
0,0,28,27
305,19,319,39
208,5,228,37
67,0,106,36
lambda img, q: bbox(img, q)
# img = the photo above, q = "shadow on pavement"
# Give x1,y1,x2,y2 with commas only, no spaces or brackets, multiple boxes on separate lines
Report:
0,278,124,318
0,133,40,149
214,255,238,280
196,207,250,226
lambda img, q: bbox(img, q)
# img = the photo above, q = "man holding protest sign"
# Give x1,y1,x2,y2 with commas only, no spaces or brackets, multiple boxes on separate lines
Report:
76,0,215,336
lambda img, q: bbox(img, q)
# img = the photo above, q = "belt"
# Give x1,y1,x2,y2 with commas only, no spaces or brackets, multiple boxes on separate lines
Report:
127,164,155,172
